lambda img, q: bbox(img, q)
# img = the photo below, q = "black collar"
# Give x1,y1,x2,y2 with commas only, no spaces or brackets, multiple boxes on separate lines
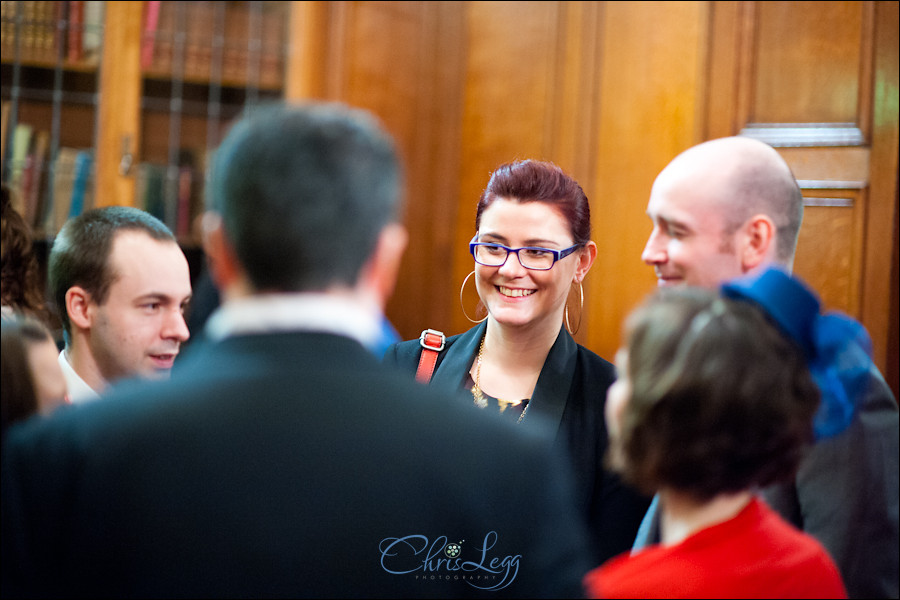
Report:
430,321,577,437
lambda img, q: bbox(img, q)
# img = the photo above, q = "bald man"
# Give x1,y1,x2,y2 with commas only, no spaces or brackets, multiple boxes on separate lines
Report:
642,135,803,286
635,136,899,599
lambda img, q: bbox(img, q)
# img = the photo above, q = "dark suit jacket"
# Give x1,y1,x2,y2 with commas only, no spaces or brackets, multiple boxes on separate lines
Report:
383,322,652,565
2,331,593,598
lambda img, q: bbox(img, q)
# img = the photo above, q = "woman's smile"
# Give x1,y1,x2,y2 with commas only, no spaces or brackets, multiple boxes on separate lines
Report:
497,286,536,298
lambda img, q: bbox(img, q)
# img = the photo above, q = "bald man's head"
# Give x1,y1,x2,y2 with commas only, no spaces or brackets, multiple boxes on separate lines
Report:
657,137,803,264
642,137,804,288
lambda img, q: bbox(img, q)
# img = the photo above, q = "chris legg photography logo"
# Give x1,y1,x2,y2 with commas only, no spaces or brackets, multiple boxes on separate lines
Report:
379,531,521,591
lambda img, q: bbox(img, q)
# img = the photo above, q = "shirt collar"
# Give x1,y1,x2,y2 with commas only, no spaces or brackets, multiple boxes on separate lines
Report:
204,293,383,350
58,350,102,404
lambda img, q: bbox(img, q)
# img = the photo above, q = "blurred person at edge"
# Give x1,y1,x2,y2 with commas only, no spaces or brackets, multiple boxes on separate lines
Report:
584,274,847,599
1,185,50,324
2,314,67,441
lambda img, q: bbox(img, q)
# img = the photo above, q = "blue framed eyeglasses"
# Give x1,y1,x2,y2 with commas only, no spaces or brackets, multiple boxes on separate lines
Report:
469,236,582,271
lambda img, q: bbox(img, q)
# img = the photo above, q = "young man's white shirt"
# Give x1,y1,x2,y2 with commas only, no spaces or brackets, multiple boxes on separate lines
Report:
58,350,101,403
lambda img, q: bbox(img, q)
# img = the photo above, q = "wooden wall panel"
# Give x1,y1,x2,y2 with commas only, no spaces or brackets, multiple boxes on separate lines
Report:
753,1,866,124
717,0,896,375
450,1,565,337
589,0,708,358
865,0,898,384
285,1,330,99
550,2,604,185
794,196,865,316
340,2,423,151
284,0,898,389
290,1,466,339
779,146,868,316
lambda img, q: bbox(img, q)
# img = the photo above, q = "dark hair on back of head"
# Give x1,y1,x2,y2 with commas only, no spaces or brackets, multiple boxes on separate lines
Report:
616,286,820,501
208,102,402,293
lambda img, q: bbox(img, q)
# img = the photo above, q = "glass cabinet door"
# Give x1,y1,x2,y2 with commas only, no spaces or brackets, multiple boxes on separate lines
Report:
1,0,289,246
137,0,288,244
1,0,105,239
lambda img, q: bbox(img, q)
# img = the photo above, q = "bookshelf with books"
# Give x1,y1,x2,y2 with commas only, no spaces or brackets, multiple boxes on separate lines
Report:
136,0,288,245
1,1,103,69
1,0,103,242
2,1,290,246
1,0,103,240
141,1,286,91
1,113,92,238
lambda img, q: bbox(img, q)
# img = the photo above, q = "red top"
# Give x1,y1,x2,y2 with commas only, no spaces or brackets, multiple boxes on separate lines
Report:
584,497,846,599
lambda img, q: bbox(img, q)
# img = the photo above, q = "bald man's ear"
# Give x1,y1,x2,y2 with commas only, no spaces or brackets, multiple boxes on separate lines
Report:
201,212,244,297
740,214,776,272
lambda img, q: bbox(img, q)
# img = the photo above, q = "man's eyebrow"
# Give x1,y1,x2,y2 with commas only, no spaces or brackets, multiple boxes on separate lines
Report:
650,212,689,230
135,293,166,302
135,292,191,303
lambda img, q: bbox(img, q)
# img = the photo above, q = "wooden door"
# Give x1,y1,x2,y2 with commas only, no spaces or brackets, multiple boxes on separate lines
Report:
705,0,898,376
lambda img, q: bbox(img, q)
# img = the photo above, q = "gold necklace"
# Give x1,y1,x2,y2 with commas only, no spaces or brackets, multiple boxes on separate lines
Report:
471,335,529,423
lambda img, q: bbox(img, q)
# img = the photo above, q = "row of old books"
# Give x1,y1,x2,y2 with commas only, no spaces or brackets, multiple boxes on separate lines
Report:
4,119,94,238
3,103,204,241
134,149,205,242
0,1,103,66
141,0,286,90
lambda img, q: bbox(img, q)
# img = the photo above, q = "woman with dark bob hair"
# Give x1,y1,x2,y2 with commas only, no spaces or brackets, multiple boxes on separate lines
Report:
585,269,848,598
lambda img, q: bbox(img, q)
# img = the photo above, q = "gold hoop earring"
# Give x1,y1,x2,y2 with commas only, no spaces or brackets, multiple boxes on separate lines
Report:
564,280,584,335
460,270,488,323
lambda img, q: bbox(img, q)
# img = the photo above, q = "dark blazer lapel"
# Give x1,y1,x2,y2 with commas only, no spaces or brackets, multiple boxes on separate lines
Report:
527,328,578,437
431,321,486,390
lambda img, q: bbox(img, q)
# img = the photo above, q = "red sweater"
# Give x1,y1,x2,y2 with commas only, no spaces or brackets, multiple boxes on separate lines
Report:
584,497,846,599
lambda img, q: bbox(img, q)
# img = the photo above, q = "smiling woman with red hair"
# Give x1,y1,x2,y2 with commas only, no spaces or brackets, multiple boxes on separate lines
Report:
384,159,651,566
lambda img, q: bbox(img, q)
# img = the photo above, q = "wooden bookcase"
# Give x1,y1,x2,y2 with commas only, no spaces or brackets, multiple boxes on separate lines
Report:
1,1,290,244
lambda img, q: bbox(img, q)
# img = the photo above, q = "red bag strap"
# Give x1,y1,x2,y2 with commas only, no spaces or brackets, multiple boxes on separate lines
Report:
415,329,446,383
